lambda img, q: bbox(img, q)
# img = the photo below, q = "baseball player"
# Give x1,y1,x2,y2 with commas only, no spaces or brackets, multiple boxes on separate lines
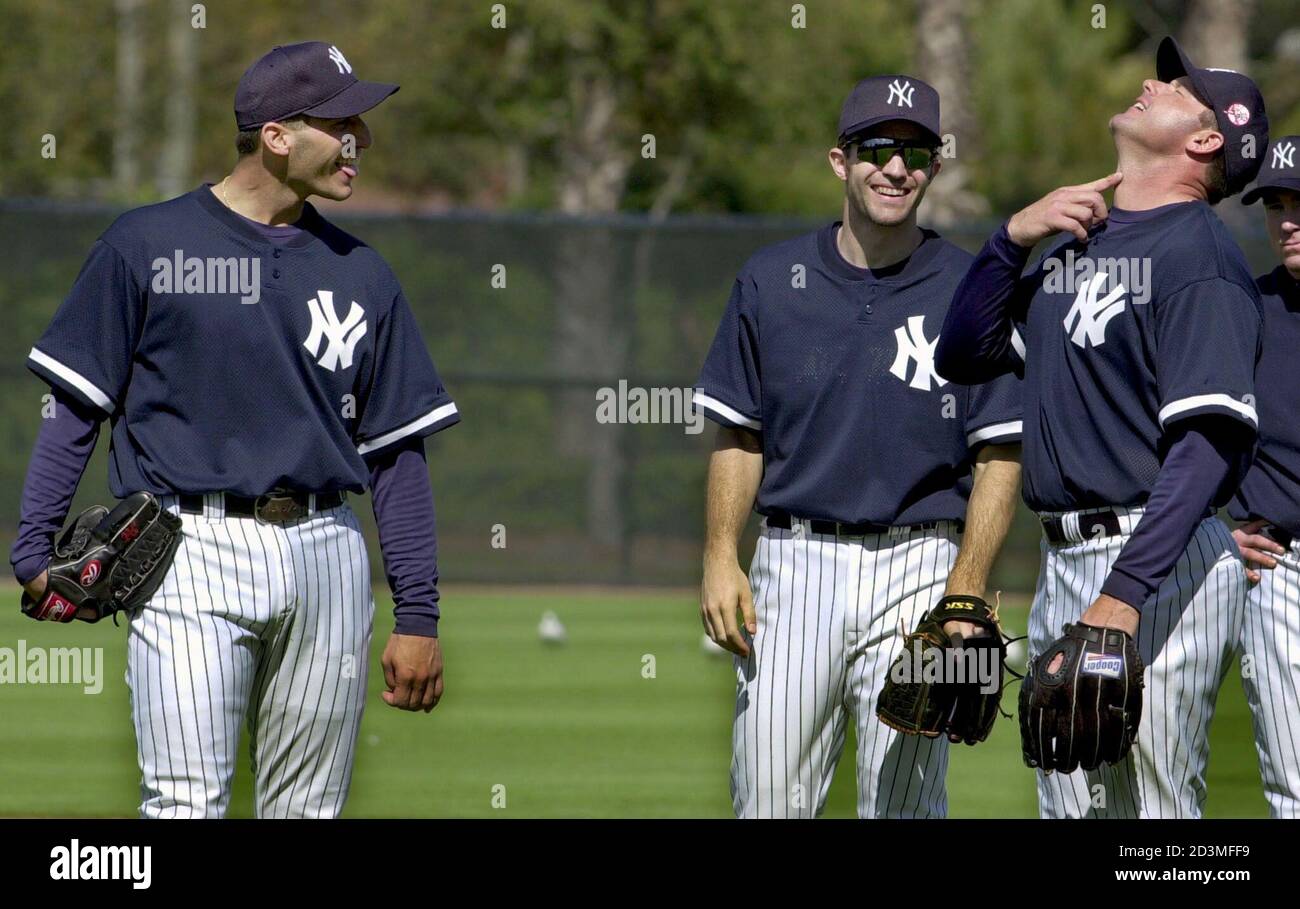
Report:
936,37,1267,817
1228,134,1300,818
9,42,458,818
695,75,1024,819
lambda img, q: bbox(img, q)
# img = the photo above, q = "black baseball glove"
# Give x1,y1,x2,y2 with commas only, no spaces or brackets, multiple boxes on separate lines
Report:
1019,622,1144,773
876,595,1017,745
20,492,182,624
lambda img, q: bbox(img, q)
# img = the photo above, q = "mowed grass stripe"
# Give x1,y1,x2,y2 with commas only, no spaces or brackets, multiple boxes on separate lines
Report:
0,585,1266,817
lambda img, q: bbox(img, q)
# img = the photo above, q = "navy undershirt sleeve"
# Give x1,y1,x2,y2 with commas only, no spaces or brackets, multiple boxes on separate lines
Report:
1101,419,1253,610
367,437,442,637
936,223,1033,384
10,389,102,585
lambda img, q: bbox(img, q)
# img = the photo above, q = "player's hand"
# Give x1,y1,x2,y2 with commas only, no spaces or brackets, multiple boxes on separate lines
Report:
381,633,444,713
20,571,48,606
701,550,756,657
1006,172,1123,246
20,569,99,622
1078,593,1140,638
1233,519,1286,584
941,619,989,642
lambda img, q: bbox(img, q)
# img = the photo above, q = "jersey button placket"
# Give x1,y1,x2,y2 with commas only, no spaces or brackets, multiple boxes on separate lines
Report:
858,285,876,322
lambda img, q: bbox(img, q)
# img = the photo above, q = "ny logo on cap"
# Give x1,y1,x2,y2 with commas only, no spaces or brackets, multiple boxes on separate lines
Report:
889,315,947,391
328,45,352,74
1274,142,1296,170
304,290,367,371
1063,273,1127,349
887,79,914,108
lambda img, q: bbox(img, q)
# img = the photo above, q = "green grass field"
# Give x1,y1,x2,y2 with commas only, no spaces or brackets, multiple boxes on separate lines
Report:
0,584,1269,817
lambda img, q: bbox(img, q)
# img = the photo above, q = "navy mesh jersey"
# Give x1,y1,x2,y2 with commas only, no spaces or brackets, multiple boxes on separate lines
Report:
998,202,1261,511
694,223,1023,526
27,185,459,497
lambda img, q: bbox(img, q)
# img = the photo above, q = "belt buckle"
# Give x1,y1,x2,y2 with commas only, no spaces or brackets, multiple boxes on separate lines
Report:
254,493,306,526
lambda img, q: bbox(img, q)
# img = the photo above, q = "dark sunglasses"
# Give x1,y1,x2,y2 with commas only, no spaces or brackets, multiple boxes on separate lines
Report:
846,138,938,171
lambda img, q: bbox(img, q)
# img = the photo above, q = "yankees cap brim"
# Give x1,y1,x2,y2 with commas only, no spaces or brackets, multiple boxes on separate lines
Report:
1155,37,1208,102
301,79,399,121
839,114,941,147
1241,176,1300,206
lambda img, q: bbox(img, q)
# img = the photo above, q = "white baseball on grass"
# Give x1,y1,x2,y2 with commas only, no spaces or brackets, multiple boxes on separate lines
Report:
538,610,567,645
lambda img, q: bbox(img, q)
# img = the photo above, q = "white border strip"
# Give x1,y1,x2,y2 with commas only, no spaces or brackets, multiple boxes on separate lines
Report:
1010,328,1026,361
357,401,459,454
1158,393,1257,428
28,347,114,411
692,391,760,431
966,420,1023,446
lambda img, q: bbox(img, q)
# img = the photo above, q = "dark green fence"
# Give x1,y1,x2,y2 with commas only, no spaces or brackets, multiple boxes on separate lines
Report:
0,201,1278,588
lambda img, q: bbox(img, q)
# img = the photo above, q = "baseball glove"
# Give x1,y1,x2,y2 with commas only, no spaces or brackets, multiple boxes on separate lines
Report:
20,491,182,624
876,594,1017,745
1019,622,1144,773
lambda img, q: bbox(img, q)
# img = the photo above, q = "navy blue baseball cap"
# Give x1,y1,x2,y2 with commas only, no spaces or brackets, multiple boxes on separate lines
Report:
235,41,399,131
1156,36,1268,198
1242,136,1300,205
837,75,941,147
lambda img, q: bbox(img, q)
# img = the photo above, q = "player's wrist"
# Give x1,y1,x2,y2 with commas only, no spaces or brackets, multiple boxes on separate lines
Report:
703,541,741,565
1004,213,1036,248
942,576,986,599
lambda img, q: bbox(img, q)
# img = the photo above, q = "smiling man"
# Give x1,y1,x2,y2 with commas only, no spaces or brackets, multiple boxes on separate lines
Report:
1228,135,1300,818
936,37,1268,817
11,42,459,817
694,75,1024,818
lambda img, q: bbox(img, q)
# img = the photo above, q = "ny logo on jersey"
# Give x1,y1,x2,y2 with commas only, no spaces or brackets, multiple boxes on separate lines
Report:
328,45,352,74
303,290,367,371
887,79,914,108
1274,141,1296,170
1062,272,1127,349
889,315,948,391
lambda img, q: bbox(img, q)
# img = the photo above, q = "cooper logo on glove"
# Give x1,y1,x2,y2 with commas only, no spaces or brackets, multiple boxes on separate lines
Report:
1082,653,1123,678
1019,621,1145,773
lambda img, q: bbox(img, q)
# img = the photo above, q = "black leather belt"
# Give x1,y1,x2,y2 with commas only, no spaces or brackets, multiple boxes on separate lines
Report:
766,512,963,536
178,491,344,524
1041,509,1123,545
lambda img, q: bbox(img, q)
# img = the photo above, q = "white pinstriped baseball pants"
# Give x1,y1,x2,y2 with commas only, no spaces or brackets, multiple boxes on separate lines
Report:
732,518,960,818
1239,535,1300,818
1029,508,1246,818
126,495,374,819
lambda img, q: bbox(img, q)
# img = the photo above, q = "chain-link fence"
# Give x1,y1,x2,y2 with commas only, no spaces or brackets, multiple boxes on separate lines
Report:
0,201,1279,588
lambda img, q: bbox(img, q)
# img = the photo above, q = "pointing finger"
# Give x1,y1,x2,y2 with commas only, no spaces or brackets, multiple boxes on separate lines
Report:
1080,171,1123,192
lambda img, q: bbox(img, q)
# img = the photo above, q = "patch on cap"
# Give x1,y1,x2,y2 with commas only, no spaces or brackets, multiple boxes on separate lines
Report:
1225,103,1250,127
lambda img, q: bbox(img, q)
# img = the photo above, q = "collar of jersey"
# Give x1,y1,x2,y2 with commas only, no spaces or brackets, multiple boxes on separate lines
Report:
818,222,944,283
193,183,323,250
1104,200,1206,229
1274,264,1300,303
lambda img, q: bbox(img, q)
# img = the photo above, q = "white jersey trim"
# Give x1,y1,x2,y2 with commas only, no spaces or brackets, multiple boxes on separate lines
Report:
1158,393,1258,428
28,347,114,412
693,390,761,431
356,401,459,455
1010,327,1026,361
967,419,1023,447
